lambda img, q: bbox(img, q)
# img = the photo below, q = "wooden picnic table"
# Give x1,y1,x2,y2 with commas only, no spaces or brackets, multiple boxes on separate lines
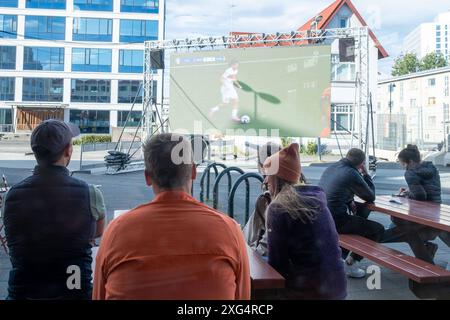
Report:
106,209,285,291
357,195,450,233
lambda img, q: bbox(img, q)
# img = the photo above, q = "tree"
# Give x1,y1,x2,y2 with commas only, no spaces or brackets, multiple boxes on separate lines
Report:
419,52,448,71
391,53,419,76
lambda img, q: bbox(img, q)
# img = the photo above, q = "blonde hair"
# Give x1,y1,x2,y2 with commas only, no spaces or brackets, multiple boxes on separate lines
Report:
270,177,319,223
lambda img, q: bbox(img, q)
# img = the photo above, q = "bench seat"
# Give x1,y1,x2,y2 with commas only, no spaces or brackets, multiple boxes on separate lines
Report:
339,234,450,284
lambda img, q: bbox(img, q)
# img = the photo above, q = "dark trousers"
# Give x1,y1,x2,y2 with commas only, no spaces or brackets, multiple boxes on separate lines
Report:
381,218,440,264
335,203,385,262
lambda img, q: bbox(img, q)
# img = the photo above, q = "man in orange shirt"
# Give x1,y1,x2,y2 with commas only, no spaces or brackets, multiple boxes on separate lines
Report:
93,133,250,300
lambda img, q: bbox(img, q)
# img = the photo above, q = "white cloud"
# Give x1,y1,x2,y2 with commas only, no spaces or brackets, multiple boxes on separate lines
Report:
165,0,450,72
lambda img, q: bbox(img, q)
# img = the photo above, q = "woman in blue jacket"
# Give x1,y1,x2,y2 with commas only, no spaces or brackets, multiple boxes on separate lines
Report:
263,143,347,299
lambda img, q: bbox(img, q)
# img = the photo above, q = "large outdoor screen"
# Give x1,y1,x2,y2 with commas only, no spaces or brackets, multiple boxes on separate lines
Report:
169,45,331,137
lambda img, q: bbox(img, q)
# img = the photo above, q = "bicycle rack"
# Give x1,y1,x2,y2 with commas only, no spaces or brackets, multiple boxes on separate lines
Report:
228,173,264,224
199,162,227,203
212,167,245,209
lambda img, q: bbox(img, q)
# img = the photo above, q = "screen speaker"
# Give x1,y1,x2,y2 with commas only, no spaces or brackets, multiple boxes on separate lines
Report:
150,49,165,69
339,38,355,62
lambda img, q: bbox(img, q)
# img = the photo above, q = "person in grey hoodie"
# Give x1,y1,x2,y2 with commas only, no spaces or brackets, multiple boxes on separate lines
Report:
382,145,448,264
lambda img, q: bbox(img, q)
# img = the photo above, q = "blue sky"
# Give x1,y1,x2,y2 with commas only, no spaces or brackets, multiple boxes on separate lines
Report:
165,0,450,75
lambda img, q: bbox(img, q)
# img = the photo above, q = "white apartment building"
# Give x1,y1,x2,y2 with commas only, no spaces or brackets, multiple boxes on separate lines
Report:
377,66,450,151
0,0,164,134
403,11,450,62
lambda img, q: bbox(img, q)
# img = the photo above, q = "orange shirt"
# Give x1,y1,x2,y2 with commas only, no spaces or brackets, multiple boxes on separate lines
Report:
93,191,250,300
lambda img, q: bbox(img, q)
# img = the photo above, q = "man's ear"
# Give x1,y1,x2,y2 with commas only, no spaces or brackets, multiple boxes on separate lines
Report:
65,144,73,158
144,170,153,187
191,164,197,180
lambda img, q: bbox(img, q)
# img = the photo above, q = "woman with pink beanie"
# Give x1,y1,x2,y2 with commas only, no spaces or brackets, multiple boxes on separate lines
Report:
264,143,347,299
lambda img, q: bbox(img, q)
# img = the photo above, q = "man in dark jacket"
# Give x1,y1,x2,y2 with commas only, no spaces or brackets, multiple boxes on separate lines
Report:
3,120,106,300
319,148,384,278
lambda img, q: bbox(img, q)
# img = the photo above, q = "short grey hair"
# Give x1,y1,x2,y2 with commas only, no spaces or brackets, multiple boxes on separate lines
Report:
143,133,193,189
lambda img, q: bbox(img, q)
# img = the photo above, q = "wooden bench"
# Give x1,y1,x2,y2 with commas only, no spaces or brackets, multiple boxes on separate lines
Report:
342,194,450,299
247,246,285,290
339,234,450,284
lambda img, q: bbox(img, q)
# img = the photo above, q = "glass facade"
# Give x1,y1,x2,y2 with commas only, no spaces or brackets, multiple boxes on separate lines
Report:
26,0,66,9
23,47,64,71
74,0,113,11
121,0,159,13
25,16,66,40
72,48,112,72
0,109,12,125
120,19,158,43
0,46,16,70
118,110,142,127
71,79,111,103
70,110,110,133
118,80,142,103
22,78,64,102
0,77,15,101
73,18,112,42
0,15,17,39
0,1,18,7
119,49,143,73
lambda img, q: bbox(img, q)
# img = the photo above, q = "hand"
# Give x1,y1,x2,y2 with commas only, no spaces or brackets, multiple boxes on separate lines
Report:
398,187,407,195
359,163,368,176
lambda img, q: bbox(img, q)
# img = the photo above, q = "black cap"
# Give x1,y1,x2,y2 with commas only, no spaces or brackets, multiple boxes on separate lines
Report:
31,120,80,155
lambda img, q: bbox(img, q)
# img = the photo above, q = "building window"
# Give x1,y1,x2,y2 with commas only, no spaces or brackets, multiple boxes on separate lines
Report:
70,110,110,134
445,76,449,97
22,78,63,102
117,110,142,127
428,97,436,106
119,49,143,73
74,0,113,11
118,80,143,104
331,54,355,81
428,78,436,87
71,79,111,103
23,47,64,71
0,15,17,39
409,80,418,90
121,0,159,13
120,19,158,43
0,77,15,101
410,99,417,108
25,16,66,41
0,46,16,70
26,0,66,9
73,18,112,42
331,104,354,132
399,83,404,102
0,108,13,129
72,48,112,72
428,116,437,127
340,17,349,28
0,1,17,7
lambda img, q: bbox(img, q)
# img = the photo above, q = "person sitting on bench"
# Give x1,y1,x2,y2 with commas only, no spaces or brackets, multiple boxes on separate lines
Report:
318,148,385,278
382,145,448,265
243,142,281,257
264,143,347,299
93,133,250,300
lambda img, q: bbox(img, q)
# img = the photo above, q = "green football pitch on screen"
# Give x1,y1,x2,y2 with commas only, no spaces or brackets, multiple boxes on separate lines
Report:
169,45,331,137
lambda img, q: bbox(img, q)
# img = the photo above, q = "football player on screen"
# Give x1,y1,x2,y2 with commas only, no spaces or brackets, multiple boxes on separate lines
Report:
209,60,243,122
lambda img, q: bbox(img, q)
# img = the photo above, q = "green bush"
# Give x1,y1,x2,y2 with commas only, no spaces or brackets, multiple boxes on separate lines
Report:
73,135,112,145
304,141,330,155
280,137,293,148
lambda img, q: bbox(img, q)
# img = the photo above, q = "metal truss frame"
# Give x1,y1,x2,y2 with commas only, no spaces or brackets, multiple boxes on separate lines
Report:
143,26,371,153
